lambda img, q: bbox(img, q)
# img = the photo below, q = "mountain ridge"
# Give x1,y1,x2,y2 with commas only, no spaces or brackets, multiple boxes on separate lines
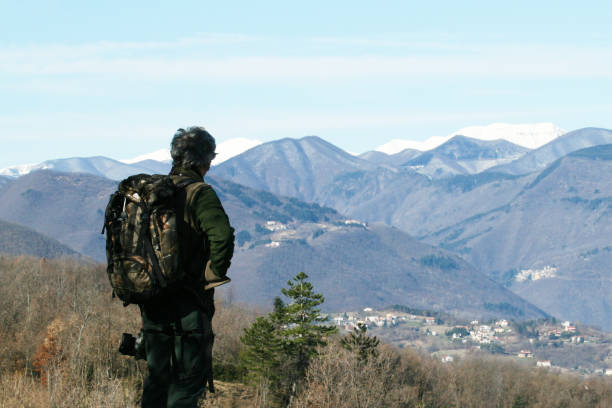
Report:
210,135,377,202
0,219,81,259
0,169,546,321
375,122,565,153
401,135,529,178
487,127,612,175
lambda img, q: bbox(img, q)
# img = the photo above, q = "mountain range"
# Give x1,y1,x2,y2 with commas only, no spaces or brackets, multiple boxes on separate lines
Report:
213,128,612,328
0,156,171,180
1,125,610,327
399,136,529,178
487,127,612,175
375,122,566,153
0,170,546,320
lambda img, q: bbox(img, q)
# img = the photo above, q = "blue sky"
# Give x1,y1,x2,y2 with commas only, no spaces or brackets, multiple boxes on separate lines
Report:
1,1,611,167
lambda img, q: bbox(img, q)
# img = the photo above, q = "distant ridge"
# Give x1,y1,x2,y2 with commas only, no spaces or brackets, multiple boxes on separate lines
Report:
0,169,547,321
0,156,170,180
0,219,79,258
375,123,565,153
401,135,529,178
488,127,612,175
0,170,118,260
359,149,421,167
211,135,376,202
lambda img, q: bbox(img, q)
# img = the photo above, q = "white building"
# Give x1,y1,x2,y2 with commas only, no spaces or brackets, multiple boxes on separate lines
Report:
441,356,454,363
265,221,288,231
496,320,509,327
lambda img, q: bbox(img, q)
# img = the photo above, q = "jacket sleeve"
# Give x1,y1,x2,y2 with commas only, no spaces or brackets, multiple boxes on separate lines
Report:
191,186,235,277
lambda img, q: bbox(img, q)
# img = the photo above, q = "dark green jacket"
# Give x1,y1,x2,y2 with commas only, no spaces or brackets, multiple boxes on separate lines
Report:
170,167,235,281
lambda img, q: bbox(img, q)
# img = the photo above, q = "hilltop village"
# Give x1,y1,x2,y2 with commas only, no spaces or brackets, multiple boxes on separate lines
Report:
330,307,612,376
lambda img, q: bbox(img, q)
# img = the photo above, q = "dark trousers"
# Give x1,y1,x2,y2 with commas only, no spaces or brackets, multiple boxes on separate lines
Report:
140,293,213,408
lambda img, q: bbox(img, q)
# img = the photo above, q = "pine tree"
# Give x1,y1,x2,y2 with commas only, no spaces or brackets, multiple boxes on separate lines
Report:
239,316,282,386
279,271,337,378
240,272,336,403
270,296,286,328
340,322,380,361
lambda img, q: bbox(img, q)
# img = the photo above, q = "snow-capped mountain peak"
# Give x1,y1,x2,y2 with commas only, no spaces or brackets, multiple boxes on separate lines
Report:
376,136,447,154
0,138,264,180
451,123,566,149
0,162,51,178
120,149,172,164
375,123,566,155
213,138,262,164
119,138,263,166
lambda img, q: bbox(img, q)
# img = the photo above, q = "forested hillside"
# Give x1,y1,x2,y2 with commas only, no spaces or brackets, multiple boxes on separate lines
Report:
0,219,79,258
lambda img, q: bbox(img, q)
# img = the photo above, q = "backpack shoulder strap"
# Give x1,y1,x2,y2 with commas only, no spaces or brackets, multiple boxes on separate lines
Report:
184,181,212,206
170,176,212,231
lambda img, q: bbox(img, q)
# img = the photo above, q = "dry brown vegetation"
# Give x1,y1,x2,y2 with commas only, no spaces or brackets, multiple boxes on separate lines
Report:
291,343,612,408
0,255,255,407
3,255,612,407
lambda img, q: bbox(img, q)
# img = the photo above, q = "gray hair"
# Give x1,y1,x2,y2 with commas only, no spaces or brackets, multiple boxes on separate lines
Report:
171,127,217,169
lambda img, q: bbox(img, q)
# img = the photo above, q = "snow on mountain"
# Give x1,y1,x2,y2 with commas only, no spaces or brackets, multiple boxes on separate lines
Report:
120,149,171,164
487,127,612,175
402,135,530,178
452,123,566,149
376,136,447,154
375,123,566,154
0,156,171,181
213,138,262,165
1,138,263,179
118,138,262,167
0,162,54,178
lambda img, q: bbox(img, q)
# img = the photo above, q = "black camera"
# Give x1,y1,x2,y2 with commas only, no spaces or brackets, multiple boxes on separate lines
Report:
119,332,146,360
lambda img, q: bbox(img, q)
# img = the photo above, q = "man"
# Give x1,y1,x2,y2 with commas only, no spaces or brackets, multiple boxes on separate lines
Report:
140,127,235,408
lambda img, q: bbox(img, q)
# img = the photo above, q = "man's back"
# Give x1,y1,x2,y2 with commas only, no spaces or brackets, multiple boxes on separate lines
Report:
139,128,234,408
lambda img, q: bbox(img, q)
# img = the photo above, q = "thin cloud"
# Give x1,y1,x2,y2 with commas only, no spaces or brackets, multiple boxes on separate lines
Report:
0,33,260,60
2,41,611,82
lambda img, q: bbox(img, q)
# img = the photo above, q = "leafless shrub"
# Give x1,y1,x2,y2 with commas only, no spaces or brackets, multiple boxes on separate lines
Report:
292,341,612,408
0,255,257,407
213,300,259,380
3,255,612,407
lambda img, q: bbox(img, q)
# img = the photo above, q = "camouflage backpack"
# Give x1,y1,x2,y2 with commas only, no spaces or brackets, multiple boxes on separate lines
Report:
102,174,195,305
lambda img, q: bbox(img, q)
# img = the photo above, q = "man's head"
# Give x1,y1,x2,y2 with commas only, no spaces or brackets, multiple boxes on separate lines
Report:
171,127,217,175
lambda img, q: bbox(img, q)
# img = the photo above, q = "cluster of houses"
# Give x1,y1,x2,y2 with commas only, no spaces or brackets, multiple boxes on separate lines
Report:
330,308,612,376
515,265,558,282
331,307,435,331
538,320,581,342
343,219,368,227
264,220,288,231
261,219,366,249
261,221,291,248
449,319,512,345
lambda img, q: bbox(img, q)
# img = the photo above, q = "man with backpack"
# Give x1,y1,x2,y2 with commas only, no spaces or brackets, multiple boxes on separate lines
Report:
104,127,234,407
